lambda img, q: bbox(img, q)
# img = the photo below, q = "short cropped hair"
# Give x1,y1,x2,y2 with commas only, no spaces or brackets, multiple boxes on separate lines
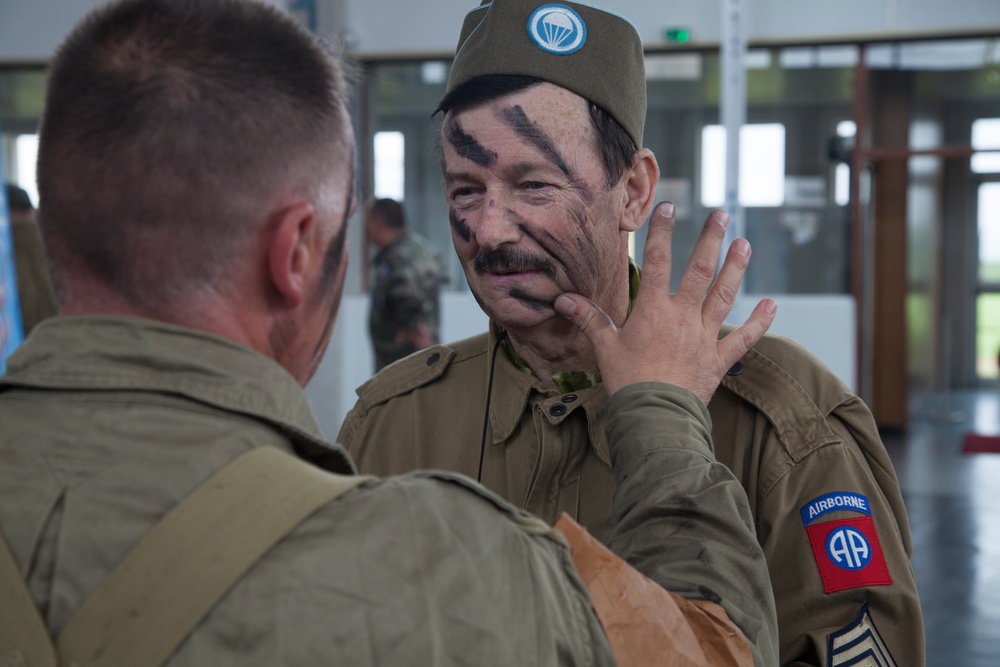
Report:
36,0,352,306
369,198,405,231
435,74,636,189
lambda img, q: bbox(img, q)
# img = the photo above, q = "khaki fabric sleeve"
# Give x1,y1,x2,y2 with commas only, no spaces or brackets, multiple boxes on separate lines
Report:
760,432,923,666
603,382,779,667
712,333,923,666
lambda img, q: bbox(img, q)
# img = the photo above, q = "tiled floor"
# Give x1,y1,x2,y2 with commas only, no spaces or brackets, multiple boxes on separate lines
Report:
884,389,1000,666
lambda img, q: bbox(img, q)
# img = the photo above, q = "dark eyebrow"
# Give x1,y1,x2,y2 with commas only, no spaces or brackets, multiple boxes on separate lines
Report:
444,118,497,167
442,170,474,185
498,104,573,180
498,161,546,183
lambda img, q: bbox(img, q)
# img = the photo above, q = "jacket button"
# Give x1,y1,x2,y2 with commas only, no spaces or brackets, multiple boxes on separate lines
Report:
426,352,441,366
562,394,578,403
727,361,744,376
549,403,567,416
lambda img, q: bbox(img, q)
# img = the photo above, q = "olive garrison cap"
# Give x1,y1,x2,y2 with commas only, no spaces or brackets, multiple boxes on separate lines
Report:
447,0,646,147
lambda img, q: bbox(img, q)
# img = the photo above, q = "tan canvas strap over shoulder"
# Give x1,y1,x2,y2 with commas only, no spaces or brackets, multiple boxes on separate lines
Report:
0,528,57,667
2,446,372,667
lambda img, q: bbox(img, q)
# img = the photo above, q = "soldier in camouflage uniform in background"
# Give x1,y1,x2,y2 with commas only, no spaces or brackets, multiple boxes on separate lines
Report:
366,198,447,371
5,183,58,336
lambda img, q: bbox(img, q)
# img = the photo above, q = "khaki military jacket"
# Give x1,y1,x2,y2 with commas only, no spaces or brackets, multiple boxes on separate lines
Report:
340,324,924,666
0,317,615,666
342,331,781,667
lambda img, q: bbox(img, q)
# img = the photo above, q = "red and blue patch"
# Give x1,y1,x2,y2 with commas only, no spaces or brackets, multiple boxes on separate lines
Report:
801,492,892,593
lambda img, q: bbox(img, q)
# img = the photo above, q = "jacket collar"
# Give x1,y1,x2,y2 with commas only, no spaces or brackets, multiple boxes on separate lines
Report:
484,323,611,466
1,316,355,474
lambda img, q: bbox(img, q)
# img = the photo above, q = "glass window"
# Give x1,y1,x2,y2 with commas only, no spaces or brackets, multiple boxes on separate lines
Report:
978,182,1000,380
977,294,1000,380
0,67,47,199
834,120,855,206
972,118,1000,174
979,182,1000,284
700,123,786,208
373,131,405,201
700,125,727,207
14,134,39,205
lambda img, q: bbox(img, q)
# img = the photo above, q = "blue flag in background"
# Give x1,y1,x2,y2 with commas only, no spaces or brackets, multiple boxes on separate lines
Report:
0,117,26,372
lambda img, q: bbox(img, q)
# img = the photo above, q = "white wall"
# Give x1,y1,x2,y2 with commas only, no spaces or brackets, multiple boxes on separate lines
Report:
2,0,999,61
730,294,857,391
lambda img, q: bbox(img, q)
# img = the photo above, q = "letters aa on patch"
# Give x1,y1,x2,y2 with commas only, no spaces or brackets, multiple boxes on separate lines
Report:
802,493,892,594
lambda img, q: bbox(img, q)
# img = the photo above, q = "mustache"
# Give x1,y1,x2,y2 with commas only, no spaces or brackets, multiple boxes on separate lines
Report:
473,247,557,278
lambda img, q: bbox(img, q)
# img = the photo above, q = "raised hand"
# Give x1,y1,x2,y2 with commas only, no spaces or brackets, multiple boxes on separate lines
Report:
553,202,777,404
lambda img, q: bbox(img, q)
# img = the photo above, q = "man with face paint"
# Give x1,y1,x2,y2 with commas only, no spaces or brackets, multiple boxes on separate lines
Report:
339,1,924,665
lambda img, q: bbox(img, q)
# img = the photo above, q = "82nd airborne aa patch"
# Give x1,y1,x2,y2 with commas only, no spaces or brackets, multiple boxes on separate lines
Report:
802,492,892,594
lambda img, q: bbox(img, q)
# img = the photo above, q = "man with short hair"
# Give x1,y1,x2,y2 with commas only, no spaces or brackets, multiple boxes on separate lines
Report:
0,0,779,664
365,197,446,371
339,1,925,664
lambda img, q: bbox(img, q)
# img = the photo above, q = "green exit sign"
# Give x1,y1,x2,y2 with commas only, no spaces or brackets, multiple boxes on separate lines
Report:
664,27,691,43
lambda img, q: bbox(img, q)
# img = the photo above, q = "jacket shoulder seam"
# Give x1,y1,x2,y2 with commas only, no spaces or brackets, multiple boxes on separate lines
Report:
720,343,841,461
355,333,488,409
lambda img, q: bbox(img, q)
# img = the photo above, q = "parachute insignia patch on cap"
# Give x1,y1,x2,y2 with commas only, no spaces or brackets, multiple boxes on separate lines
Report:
527,4,587,55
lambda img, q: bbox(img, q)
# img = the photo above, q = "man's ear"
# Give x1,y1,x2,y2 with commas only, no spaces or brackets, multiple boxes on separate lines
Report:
267,201,317,310
620,149,660,233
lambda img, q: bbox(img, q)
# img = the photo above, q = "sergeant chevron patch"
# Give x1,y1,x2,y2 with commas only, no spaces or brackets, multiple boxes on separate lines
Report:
827,603,897,667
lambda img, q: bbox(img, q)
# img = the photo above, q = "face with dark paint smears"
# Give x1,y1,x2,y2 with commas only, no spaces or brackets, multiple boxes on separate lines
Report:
442,83,632,332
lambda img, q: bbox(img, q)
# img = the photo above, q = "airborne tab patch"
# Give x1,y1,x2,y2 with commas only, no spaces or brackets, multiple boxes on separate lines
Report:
801,491,871,526
802,492,892,593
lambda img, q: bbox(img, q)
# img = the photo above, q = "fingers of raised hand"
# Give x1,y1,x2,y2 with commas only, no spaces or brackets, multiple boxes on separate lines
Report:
717,298,777,370
631,201,675,314
554,294,619,350
703,238,751,330
675,209,729,306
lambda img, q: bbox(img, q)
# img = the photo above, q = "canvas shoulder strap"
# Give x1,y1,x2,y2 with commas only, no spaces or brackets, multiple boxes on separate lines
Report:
1,447,371,667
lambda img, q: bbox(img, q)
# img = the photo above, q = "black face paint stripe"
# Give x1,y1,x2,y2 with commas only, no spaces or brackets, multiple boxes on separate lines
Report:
445,118,497,167
516,210,597,294
449,207,472,242
498,105,572,180
508,288,555,311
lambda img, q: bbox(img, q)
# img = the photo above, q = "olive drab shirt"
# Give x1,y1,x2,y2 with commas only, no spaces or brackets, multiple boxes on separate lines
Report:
340,323,925,667
0,317,616,666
